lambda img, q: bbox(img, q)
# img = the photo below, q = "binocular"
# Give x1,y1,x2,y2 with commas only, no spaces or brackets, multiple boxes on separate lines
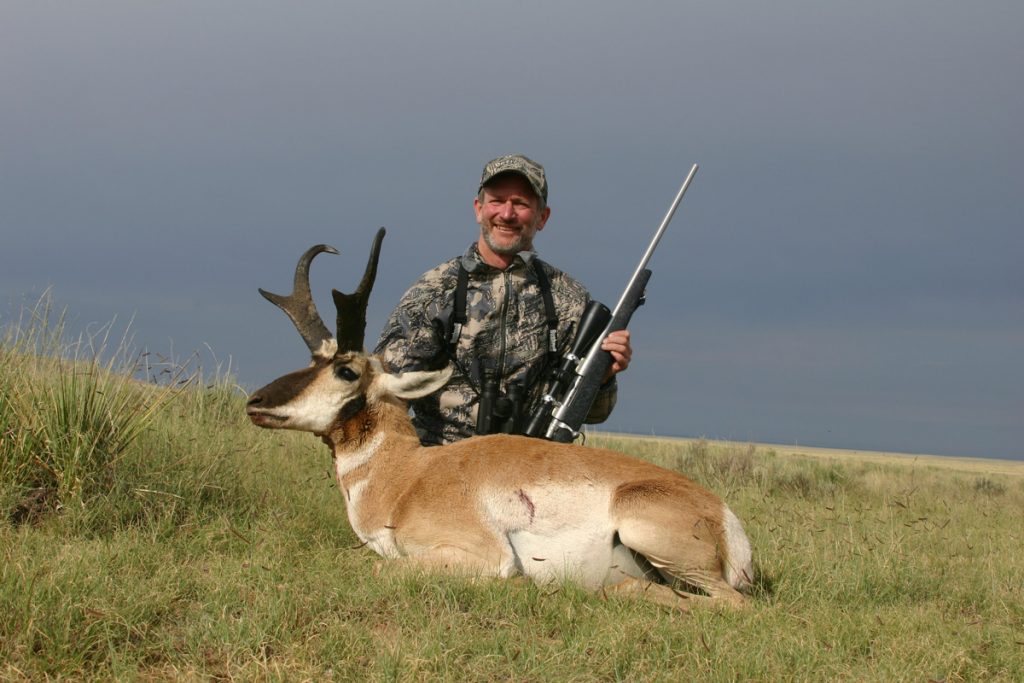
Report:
474,369,527,435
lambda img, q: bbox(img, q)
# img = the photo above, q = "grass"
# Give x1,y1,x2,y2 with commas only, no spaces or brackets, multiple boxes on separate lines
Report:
2,302,1023,680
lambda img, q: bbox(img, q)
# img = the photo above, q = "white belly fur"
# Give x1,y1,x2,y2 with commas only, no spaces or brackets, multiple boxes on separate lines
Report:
481,481,620,588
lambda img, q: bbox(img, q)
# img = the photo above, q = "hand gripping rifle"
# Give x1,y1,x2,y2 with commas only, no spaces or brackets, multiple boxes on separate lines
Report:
523,164,699,443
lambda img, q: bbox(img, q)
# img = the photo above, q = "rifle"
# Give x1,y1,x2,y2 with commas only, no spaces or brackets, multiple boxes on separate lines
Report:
523,164,699,443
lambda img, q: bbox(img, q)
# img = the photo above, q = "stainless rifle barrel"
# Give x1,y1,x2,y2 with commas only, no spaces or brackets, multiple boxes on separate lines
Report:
610,163,698,316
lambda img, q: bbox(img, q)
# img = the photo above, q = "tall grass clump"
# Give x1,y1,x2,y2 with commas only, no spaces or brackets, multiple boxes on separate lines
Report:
0,294,185,524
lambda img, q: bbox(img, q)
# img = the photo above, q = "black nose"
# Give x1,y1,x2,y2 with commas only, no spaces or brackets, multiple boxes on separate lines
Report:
246,394,263,406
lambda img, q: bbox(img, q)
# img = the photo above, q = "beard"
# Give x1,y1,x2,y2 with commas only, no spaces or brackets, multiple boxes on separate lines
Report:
480,221,536,256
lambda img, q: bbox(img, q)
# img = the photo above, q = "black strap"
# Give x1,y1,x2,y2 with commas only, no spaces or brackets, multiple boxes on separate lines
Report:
531,262,560,363
448,263,470,354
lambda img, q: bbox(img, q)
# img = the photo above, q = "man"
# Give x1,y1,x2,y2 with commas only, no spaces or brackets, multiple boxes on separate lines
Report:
375,154,632,445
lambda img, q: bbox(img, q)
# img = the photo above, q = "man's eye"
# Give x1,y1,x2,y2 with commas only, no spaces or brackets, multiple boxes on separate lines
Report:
336,366,359,382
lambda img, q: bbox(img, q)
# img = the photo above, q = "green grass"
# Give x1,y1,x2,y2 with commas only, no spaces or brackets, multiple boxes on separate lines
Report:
2,303,1023,680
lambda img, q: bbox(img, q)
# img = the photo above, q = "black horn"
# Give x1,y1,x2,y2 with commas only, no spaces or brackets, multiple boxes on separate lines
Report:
333,227,386,352
259,244,338,357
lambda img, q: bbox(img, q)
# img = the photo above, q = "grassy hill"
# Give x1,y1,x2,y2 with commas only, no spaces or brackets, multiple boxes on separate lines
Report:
3,306,1022,680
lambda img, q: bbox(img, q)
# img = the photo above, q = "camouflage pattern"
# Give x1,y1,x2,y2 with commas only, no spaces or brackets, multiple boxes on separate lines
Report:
479,154,548,204
375,243,617,445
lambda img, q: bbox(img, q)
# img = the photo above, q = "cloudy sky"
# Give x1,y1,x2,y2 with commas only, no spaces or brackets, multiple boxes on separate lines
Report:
2,2,1021,460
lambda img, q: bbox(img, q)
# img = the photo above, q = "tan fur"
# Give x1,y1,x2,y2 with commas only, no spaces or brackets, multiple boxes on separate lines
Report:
247,354,754,610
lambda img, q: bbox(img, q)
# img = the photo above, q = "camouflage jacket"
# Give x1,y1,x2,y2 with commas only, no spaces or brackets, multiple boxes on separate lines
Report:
374,243,617,445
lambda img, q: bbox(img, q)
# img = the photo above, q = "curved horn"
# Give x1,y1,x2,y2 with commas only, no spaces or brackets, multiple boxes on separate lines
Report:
259,244,338,357
332,227,386,352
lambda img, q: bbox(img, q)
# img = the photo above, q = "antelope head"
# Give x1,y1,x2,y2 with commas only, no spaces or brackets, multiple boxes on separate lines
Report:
245,228,450,437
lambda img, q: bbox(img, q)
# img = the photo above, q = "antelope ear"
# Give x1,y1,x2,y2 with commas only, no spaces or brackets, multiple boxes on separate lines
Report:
373,365,454,401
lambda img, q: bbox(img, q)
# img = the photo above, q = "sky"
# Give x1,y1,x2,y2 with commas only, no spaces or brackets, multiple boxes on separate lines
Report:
2,1,1021,460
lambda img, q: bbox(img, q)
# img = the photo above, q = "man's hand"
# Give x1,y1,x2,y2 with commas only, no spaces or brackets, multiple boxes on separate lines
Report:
601,330,632,383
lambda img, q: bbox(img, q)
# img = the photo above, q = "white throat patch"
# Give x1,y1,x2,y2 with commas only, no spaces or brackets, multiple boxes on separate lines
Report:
335,432,385,480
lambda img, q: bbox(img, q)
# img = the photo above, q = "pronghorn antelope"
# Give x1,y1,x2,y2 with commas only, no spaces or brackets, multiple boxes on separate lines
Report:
246,230,753,608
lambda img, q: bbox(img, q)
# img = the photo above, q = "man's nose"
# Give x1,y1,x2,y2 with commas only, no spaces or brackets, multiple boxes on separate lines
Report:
499,201,517,219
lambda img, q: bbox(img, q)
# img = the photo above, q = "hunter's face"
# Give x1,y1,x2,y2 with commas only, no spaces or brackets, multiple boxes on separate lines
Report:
475,174,550,260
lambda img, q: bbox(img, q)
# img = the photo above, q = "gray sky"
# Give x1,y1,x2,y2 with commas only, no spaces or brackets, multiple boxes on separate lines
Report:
2,1,1021,460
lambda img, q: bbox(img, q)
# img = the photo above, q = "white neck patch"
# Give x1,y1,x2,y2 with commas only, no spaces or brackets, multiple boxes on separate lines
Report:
335,432,385,480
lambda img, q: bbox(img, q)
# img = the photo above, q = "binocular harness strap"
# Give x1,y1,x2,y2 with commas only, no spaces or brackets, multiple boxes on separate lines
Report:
449,263,470,354
448,260,558,361
529,262,561,365
444,259,560,394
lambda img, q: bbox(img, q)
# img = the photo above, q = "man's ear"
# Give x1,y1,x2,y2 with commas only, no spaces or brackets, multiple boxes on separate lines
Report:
473,196,484,225
535,205,551,231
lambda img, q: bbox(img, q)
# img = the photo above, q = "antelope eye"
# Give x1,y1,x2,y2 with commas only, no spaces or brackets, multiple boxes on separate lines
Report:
335,366,359,382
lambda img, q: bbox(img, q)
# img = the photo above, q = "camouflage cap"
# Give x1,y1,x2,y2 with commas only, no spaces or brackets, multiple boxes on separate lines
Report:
479,154,548,204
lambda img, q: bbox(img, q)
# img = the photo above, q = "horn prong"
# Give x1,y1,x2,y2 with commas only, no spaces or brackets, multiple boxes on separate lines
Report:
333,227,386,352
